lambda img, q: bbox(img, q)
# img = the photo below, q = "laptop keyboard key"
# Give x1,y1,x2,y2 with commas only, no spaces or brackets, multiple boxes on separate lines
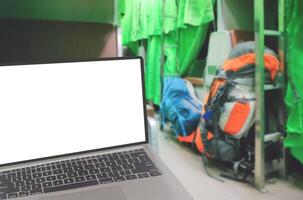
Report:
22,174,32,180
46,176,56,181
25,180,35,185
42,171,52,177
77,160,87,166
36,178,46,184
57,174,67,180
53,180,63,186
67,172,77,178
113,177,126,182
98,178,113,184
137,173,150,179
85,175,97,181
74,177,85,183
125,175,137,180
137,174,144,179
84,165,94,170
15,181,25,187
30,189,43,195
63,168,73,173
33,173,42,178
7,193,18,199
73,166,84,171
111,166,122,171
95,163,105,168
108,172,119,177
124,170,131,175
63,179,74,184
97,173,108,179
19,191,29,197
44,180,98,194
88,169,99,174
32,184,42,190
42,182,52,188
20,186,30,191
53,170,62,175
78,171,89,176
122,164,134,170
119,171,126,176
149,171,162,177
99,168,111,173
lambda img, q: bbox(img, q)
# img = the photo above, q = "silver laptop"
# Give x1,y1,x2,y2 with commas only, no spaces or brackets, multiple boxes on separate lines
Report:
0,58,192,200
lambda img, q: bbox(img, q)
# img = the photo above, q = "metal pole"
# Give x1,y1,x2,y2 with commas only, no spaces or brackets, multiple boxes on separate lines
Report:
278,0,285,73
278,0,287,179
217,0,224,31
254,0,266,191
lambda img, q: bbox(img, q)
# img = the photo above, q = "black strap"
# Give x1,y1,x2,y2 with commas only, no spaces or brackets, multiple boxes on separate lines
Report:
191,129,198,149
213,115,221,160
201,153,224,182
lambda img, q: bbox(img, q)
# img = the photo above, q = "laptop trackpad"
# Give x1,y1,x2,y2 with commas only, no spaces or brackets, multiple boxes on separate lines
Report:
40,186,127,200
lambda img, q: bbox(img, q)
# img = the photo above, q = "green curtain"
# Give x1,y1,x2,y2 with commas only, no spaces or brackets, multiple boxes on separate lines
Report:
119,0,214,105
146,36,162,104
284,0,303,164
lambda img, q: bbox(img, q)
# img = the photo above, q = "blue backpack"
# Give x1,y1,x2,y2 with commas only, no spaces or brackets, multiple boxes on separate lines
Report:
160,77,202,137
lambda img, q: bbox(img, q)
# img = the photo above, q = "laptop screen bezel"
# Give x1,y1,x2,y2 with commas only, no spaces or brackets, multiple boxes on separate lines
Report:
0,57,149,168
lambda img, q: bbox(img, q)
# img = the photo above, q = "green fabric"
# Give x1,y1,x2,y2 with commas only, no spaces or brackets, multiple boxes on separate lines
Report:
121,0,140,45
117,0,126,25
121,0,163,45
118,0,125,15
284,0,303,164
178,0,214,27
163,25,209,76
119,0,214,105
163,0,178,34
146,36,162,104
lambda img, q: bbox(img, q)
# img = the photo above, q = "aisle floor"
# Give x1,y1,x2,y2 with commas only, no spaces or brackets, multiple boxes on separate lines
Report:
155,120,303,200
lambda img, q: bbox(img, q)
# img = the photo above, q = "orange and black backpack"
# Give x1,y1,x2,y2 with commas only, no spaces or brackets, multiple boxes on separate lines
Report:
178,42,280,180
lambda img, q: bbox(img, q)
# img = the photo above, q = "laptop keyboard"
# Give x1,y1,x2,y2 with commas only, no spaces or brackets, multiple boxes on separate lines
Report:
0,149,161,199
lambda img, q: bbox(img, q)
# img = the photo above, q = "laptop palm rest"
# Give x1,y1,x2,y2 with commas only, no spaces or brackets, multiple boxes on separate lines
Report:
39,186,127,200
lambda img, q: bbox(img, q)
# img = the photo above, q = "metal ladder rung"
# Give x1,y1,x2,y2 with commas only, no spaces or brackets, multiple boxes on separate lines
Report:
264,84,282,91
264,30,283,37
264,132,283,142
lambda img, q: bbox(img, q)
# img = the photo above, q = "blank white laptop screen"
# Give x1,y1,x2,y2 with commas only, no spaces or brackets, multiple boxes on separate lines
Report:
0,59,146,165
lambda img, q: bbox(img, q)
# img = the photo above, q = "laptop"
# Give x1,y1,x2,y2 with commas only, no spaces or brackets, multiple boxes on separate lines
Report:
0,57,192,200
